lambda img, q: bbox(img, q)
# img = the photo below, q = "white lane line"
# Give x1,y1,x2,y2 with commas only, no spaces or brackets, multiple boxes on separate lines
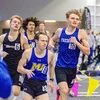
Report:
78,95,100,96
78,92,98,94
78,92,100,96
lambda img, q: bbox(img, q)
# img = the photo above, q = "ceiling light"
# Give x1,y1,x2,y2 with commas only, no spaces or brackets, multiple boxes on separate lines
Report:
44,20,56,22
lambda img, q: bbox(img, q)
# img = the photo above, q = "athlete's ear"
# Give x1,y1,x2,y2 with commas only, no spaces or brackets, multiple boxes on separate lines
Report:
66,18,68,23
35,40,38,44
26,25,28,29
79,20,81,24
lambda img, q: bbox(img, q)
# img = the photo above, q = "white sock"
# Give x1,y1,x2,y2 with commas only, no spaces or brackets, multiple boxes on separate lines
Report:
12,96,17,100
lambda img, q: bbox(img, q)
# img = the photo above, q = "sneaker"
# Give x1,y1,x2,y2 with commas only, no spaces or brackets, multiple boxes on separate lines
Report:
56,87,60,100
69,90,74,97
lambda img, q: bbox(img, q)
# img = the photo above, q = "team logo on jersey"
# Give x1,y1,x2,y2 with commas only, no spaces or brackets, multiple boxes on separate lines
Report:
30,42,35,48
61,38,76,50
5,45,14,49
31,63,48,74
15,43,20,50
38,59,41,62
23,88,27,91
61,38,70,42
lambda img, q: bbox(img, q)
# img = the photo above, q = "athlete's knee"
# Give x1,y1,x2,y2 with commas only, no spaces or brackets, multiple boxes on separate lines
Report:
60,88,69,95
13,91,20,96
13,90,20,96
12,88,20,96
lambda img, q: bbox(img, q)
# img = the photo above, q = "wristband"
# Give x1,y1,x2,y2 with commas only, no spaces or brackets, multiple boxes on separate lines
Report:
49,78,54,82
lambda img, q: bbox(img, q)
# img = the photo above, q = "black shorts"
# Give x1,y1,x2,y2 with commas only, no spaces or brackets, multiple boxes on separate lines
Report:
55,66,77,88
10,72,22,86
23,78,48,98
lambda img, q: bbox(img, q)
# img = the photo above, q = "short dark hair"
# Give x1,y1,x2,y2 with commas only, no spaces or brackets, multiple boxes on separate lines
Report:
22,17,40,30
34,32,49,41
38,21,45,26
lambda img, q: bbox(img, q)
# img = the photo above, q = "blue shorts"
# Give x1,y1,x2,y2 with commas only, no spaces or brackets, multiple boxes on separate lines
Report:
0,61,12,98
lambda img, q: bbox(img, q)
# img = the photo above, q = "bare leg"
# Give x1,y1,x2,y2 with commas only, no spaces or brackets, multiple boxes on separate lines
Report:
23,92,33,100
58,82,71,100
36,93,49,100
12,85,21,100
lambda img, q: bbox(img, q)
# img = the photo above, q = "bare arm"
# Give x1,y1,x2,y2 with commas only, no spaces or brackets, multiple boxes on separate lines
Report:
21,36,30,50
46,31,51,38
49,52,55,80
48,28,62,49
17,50,29,74
48,51,55,93
70,30,90,55
0,34,6,46
0,34,9,58
17,49,34,78
79,30,90,55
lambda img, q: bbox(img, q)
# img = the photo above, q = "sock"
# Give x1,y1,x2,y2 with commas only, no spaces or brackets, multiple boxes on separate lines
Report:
57,89,60,95
12,96,17,100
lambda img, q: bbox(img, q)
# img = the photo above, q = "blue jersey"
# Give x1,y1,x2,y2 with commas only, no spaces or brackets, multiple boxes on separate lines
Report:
56,27,80,68
25,48,48,80
0,61,12,98
24,32,36,48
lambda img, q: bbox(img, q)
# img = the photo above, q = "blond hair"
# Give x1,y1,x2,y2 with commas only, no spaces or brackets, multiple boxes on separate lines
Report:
10,15,23,24
66,9,81,20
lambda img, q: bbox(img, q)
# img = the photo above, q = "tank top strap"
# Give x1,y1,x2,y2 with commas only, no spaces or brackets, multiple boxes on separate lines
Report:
3,33,9,44
75,28,79,33
45,49,48,57
24,32,28,38
61,27,66,33
17,33,21,40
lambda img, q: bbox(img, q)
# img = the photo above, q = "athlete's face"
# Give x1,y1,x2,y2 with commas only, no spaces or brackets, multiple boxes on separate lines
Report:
67,14,80,28
36,35,48,50
39,23,45,31
86,29,91,35
10,18,21,31
27,21,35,32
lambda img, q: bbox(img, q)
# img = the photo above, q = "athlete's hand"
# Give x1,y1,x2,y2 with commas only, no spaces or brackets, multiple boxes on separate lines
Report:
48,81,54,93
48,44,54,50
70,37,78,44
0,51,9,58
25,69,35,79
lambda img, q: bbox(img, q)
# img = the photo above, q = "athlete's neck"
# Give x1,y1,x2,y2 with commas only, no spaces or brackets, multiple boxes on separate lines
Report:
40,30,45,33
35,47,46,57
9,30,19,37
27,30,34,35
66,26,76,34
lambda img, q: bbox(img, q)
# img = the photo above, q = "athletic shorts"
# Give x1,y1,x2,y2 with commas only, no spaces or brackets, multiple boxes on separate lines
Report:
23,78,48,98
55,66,77,88
10,72,22,86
